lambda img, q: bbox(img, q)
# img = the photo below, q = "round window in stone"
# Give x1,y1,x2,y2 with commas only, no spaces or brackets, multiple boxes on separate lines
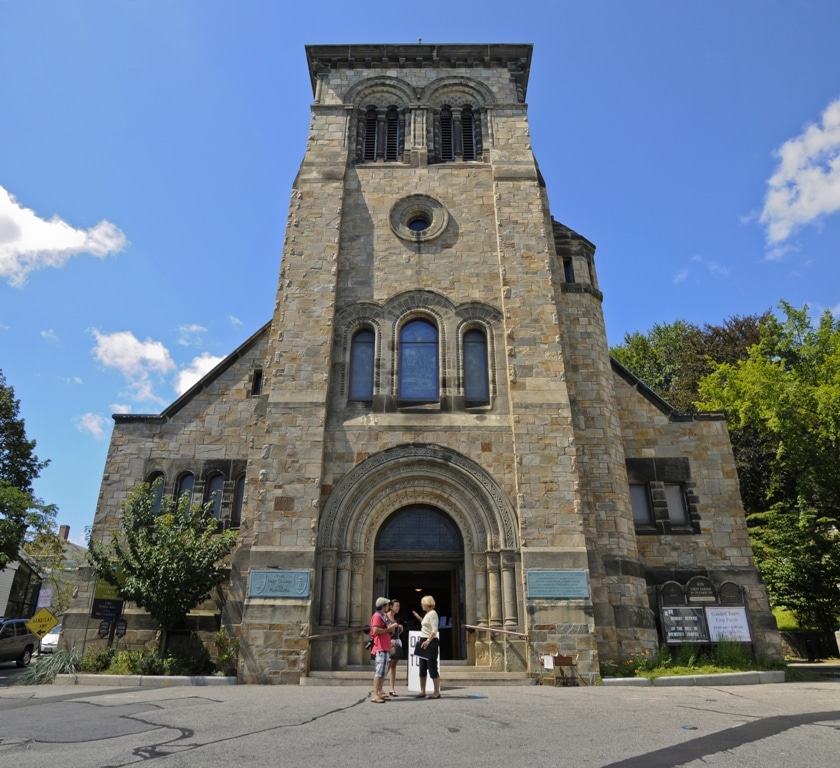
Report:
389,195,449,243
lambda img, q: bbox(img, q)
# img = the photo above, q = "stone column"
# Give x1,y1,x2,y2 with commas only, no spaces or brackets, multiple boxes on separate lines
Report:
472,553,488,627
487,551,502,628
501,550,518,628
334,551,351,629
318,549,337,627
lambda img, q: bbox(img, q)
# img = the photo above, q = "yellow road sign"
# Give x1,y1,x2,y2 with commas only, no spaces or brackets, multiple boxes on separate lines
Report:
26,608,59,639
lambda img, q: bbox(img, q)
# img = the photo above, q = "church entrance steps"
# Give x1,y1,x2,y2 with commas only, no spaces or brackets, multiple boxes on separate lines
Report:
301,663,536,687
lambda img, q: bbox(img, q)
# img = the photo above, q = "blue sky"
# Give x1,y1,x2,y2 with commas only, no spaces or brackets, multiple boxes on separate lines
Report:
2,1,840,546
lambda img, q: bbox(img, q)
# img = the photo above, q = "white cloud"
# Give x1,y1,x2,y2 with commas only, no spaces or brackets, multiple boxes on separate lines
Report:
61,376,83,385
760,97,840,245
111,403,133,414
673,268,689,284
75,412,110,439
228,315,243,327
91,329,176,403
177,323,207,346
0,185,127,287
40,328,59,344
174,352,225,395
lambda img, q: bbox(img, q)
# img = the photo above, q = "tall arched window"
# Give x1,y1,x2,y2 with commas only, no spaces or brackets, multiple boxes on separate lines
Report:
461,106,477,161
146,472,165,514
205,473,225,519
439,107,454,161
362,107,378,161
385,107,400,161
349,328,375,403
463,328,490,405
175,473,194,505
399,319,439,404
231,474,245,529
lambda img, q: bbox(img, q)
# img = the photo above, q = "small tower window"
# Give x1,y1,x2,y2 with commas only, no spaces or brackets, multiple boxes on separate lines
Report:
563,257,574,284
385,107,400,161
439,107,454,162
463,328,490,406
363,107,378,162
349,328,375,403
462,106,477,161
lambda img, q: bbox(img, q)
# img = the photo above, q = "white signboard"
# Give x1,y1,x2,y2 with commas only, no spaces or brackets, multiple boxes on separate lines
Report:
37,588,53,608
705,606,752,642
407,631,424,693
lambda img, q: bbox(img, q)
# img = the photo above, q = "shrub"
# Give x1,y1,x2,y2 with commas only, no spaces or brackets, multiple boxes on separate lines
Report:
80,646,116,672
15,649,81,685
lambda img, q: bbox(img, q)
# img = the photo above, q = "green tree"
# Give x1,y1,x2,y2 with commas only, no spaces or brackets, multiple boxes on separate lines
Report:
1,370,55,570
87,481,239,653
698,302,840,630
611,313,773,512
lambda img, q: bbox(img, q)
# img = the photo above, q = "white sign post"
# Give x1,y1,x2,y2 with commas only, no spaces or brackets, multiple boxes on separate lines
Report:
37,588,52,608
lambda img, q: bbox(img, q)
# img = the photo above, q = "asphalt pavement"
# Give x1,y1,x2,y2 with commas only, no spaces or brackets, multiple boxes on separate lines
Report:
1,672,839,768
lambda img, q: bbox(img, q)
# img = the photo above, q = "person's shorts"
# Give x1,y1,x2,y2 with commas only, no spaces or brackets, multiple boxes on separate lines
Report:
374,650,389,678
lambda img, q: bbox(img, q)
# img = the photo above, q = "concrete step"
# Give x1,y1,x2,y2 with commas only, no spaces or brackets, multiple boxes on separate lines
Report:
301,663,537,687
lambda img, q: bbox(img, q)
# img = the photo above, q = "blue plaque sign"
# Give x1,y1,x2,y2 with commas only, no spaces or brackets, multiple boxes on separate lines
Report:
526,570,590,599
249,569,311,598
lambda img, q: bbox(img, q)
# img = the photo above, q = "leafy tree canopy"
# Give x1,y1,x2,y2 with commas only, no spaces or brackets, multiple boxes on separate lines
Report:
87,481,238,650
1,370,55,570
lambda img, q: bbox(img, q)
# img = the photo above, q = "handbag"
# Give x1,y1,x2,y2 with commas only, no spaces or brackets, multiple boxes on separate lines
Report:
412,641,432,659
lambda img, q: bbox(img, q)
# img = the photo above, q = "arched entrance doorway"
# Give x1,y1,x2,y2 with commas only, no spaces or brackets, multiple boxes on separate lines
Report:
311,444,522,672
375,506,465,660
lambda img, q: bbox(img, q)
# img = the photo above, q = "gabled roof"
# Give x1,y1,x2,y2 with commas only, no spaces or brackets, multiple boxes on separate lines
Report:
114,320,271,425
610,357,726,422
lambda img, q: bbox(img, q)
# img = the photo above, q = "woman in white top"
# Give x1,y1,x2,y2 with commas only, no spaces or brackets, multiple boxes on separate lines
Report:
412,595,441,698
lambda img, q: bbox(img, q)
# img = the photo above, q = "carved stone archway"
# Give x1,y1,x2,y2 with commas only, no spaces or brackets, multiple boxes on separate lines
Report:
311,444,521,670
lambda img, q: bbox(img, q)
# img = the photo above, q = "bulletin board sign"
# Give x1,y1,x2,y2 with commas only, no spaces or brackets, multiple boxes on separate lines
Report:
705,607,752,642
661,607,710,644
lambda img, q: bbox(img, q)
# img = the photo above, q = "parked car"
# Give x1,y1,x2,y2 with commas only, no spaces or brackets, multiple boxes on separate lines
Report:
40,624,62,654
0,617,38,667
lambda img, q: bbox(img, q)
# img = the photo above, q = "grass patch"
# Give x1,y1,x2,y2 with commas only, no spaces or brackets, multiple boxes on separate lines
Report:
601,641,785,680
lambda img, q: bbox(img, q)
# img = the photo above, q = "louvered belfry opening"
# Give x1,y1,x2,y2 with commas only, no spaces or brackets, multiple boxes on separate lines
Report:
440,107,454,162
385,107,400,161
461,106,476,161
363,107,378,162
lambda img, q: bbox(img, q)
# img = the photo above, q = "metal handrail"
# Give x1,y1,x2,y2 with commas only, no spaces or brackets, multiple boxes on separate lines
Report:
463,624,528,639
308,625,370,641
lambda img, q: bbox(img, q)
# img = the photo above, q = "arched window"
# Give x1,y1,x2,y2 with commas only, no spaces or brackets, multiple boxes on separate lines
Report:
146,472,165,514
439,107,454,162
175,473,194,505
205,473,225,519
385,107,400,161
362,107,378,161
231,474,245,529
399,319,439,404
461,106,477,161
377,506,462,553
349,328,375,404
463,328,490,406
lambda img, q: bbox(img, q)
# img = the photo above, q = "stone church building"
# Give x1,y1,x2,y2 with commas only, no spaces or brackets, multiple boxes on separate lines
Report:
66,43,782,683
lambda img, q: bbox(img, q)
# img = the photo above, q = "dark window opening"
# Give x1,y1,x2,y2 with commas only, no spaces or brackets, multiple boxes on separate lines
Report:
363,107,378,161
349,328,375,403
440,108,454,162
463,328,490,405
462,106,476,160
385,107,400,161
251,368,263,396
563,257,574,283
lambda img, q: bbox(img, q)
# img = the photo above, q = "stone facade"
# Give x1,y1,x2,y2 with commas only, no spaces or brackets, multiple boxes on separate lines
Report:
65,43,782,683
